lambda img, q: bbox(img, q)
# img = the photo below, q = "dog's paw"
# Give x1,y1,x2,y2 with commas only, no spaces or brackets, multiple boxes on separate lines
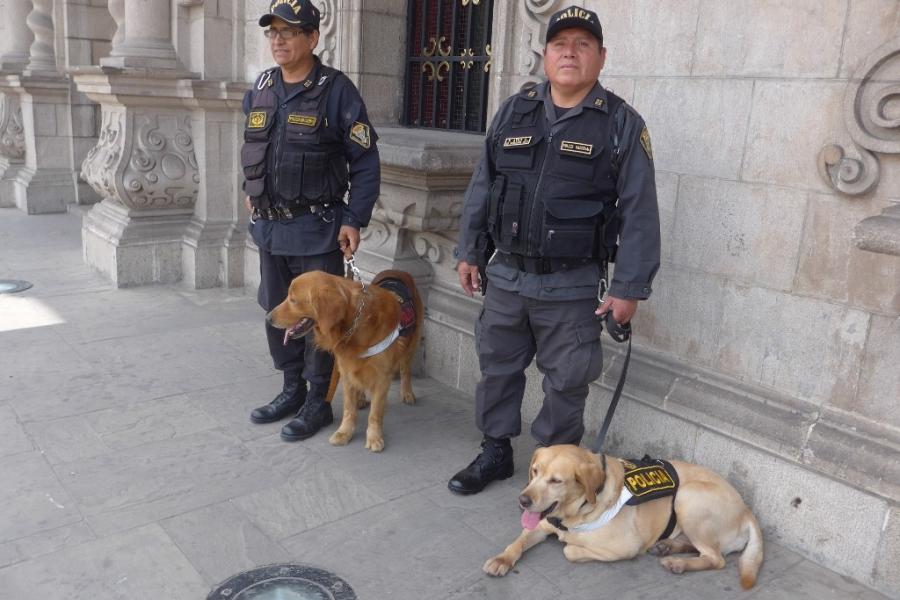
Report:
483,556,513,577
660,557,686,574
365,435,385,453
648,541,672,556
401,391,416,405
329,430,353,446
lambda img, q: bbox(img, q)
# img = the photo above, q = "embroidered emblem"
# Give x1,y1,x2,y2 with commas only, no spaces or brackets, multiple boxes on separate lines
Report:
350,122,371,148
594,98,604,108
248,111,267,129
503,136,533,148
303,79,313,89
555,7,594,23
640,126,653,160
560,141,593,156
271,0,301,15
623,462,675,498
527,89,537,98
288,114,317,127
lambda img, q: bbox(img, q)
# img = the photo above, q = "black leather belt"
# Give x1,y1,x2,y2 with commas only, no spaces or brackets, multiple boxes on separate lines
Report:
251,203,333,222
493,252,593,275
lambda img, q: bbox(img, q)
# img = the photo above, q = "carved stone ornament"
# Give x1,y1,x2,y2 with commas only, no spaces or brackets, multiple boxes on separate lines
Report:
519,0,562,79
317,0,337,66
82,110,199,211
818,38,900,196
0,93,26,160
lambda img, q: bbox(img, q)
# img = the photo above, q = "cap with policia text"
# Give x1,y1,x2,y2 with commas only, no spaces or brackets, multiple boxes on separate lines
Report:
545,5,603,45
258,0,321,29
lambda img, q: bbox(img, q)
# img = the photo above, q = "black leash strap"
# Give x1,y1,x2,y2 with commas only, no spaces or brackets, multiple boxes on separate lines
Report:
592,315,632,453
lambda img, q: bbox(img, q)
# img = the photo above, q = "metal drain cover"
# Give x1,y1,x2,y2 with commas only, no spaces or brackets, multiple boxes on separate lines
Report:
208,564,357,600
0,280,32,294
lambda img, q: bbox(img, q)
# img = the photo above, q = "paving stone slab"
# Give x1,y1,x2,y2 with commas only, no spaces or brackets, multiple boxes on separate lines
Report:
0,452,82,543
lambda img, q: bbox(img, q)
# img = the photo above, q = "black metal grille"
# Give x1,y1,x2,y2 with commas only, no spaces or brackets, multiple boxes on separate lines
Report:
403,0,494,132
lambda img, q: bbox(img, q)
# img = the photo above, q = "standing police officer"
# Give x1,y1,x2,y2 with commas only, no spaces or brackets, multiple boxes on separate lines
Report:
244,0,380,441
448,6,660,495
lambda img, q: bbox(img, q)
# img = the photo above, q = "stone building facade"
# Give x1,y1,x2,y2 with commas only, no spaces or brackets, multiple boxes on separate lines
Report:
0,0,897,594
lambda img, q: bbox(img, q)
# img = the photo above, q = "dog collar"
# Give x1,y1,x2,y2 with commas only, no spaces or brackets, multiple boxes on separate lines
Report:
358,325,401,358
547,486,633,533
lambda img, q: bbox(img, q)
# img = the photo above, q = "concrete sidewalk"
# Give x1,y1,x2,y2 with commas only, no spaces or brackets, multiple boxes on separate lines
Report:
0,208,892,600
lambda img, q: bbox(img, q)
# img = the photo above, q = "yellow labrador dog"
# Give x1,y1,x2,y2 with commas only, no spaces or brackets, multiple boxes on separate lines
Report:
485,445,764,589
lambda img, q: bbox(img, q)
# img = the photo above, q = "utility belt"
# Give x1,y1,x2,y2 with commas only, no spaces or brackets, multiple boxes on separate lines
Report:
493,251,594,275
251,201,335,222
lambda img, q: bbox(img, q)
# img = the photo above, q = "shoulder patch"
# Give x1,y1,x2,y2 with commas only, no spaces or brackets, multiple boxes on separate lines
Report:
350,122,371,149
247,111,267,129
640,126,653,161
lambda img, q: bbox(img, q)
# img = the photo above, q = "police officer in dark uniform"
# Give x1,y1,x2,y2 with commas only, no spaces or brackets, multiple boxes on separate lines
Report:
243,0,380,441
448,6,661,494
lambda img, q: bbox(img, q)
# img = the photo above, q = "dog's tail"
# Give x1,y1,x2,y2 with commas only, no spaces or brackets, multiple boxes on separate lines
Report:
738,510,764,589
325,367,340,404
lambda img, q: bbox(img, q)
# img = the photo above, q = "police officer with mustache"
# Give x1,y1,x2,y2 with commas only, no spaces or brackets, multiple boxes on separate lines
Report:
243,0,380,441
449,6,661,494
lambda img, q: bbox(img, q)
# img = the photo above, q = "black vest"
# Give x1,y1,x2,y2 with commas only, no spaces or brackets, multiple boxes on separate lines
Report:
242,66,348,211
488,87,624,260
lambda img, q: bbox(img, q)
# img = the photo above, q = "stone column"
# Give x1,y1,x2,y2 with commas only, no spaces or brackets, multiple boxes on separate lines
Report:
102,0,180,71
0,92,26,207
0,0,33,72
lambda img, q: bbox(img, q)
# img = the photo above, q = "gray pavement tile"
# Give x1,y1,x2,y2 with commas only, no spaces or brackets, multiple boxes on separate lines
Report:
0,452,82,542
0,522,96,570
190,374,287,442
25,414,112,465
0,523,208,600
230,450,386,540
439,565,559,600
0,334,90,379
745,558,893,600
53,429,282,537
161,501,290,587
0,403,32,457
281,492,508,600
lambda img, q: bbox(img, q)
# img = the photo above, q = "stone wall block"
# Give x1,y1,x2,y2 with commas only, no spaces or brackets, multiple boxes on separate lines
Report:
33,103,58,136
846,235,900,315
853,314,900,426
358,74,403,125
655,171,678,264
65,3,116,42
671,176,808,291
422,319,462,392
717,285,869,404
839,0,900,78
743,80,847,192
360,13,405,78
634,78,753,179
586,0,700,77
872,506,900,594
693,0,846,77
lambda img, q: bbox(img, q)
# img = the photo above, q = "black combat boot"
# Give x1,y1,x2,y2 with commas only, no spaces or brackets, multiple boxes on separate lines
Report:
250,370,307,424
447,436,514,495
280,382,334,441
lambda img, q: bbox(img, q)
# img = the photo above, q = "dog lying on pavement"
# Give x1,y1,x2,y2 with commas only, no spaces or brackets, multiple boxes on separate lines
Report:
484,444,764,589
267,269,423,453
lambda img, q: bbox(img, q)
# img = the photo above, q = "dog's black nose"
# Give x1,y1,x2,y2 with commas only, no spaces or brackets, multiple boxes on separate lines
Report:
518,494,532,509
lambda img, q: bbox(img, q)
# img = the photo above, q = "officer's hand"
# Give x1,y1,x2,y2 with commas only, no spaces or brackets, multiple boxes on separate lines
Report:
457,261,481,297
244,196,252,213
338,225,360,255
596,295,638,325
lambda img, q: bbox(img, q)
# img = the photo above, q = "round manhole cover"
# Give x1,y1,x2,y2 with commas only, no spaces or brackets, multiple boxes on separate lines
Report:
208,564,357,600
0,280,32,294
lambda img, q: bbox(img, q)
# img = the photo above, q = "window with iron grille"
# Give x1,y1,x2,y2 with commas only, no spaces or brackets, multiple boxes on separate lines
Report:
403,0,494,133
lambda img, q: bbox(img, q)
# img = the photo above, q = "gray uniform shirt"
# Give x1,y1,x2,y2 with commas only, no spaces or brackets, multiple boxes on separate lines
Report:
457,81,660,301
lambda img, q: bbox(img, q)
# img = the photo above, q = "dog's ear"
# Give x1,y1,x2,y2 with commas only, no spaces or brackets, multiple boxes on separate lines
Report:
575,455,606,505
528,448,544,483
311,281,350,335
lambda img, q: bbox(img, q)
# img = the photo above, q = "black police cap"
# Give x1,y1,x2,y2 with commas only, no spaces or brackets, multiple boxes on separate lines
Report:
259,0,320,29
545,5,603,46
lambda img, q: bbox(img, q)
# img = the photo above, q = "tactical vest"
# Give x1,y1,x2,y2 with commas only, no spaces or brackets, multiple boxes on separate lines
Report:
242,66,348,211
488,88,624,261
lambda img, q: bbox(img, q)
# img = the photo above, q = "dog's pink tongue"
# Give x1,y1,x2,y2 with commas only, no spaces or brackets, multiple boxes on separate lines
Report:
521,510,542,531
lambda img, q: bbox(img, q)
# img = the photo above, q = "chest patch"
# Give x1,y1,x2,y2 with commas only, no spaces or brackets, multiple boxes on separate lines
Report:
640,126,653,160
350,122,371,148
560,141,593,156
622,455,679,505
377,278,417,337
248,111,267,129
503,136,533,148
288,114,317,127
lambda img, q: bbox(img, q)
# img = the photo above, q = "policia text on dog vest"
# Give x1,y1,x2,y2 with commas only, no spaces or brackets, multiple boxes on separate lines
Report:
242,66,349,212
487,87,625,264
621,455,679,505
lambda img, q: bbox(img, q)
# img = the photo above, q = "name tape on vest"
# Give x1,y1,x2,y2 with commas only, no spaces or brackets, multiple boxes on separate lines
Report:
288,114,317,127
248,111,267,129
560,141,593,156
503,136,533,148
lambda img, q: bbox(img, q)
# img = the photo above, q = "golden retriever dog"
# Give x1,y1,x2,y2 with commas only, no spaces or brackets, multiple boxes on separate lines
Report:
267,269,423,452
485,445,764,589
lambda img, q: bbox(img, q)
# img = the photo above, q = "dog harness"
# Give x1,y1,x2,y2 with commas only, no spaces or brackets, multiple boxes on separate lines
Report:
547,455,680,541
358,277,417,358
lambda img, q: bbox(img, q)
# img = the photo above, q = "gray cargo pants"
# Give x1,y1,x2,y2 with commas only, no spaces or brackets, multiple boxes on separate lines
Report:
474,285,604,446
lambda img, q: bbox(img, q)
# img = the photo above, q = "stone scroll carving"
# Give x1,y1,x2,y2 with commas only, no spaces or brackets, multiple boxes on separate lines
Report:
518,0,562,84
0,93,25,160
316,0,338,66
82,111,199,211
818,38,900,196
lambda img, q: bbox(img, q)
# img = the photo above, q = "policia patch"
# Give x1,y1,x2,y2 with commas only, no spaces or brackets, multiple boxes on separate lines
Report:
640,126,653,161
622,455,679,505
350,122,371,149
